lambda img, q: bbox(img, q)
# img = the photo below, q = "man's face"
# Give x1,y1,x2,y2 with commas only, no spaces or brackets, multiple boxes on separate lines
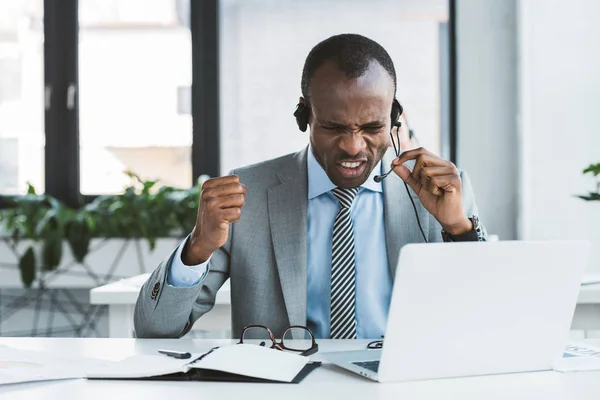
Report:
308,60,395,189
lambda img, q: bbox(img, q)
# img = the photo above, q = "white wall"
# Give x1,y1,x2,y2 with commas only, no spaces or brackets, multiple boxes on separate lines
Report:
518,0,600,272
219,0,449,174
456,0,519,241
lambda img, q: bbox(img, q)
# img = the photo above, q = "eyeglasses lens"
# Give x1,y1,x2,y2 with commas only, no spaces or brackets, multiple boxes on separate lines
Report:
282,327,311,351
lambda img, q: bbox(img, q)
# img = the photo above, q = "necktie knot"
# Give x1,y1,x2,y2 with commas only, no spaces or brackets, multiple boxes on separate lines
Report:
332,187,359,209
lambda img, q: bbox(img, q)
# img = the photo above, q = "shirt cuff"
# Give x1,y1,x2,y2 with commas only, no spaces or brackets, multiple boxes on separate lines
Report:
167,235,212,287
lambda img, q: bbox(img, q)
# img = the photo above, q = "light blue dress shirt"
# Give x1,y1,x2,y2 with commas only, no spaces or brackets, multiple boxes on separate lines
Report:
168,147,393,339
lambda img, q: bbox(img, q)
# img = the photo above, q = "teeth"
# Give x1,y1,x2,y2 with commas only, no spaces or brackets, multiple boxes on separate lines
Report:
341,162,361,168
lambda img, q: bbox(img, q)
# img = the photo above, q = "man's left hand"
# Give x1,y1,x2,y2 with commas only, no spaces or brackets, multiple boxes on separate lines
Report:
391,148,472,236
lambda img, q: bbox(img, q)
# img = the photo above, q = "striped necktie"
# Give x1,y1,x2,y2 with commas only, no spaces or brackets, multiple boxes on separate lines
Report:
330,187,359,339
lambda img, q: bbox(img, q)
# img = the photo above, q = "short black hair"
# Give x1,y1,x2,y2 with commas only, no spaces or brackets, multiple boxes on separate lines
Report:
300,33,397,102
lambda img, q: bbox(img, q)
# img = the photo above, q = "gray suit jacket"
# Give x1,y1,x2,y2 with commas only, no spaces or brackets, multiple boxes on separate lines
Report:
133,147,485,338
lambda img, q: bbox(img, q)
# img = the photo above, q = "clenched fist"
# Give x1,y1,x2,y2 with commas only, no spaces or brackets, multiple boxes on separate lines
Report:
183,175,247,265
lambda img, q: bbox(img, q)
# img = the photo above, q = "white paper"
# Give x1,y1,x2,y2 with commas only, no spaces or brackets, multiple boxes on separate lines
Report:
554,342,600,372
190,344,309,382
86,353,203,379
0,345,86,386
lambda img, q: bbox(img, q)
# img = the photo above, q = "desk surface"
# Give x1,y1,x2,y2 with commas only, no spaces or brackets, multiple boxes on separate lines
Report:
1,338,600,400
90,273,231,305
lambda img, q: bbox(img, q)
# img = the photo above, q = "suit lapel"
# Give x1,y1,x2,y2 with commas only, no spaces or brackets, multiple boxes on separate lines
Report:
382,150,430,279
267,148,309,327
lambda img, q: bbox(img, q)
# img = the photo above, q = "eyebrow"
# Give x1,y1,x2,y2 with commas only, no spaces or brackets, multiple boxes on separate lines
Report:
322,120,386,128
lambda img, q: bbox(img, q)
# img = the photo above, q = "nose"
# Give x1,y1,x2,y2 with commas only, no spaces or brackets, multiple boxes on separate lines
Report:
338,132,367,157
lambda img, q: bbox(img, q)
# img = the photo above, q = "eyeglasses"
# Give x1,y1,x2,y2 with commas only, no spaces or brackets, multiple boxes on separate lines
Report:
238,325,319,357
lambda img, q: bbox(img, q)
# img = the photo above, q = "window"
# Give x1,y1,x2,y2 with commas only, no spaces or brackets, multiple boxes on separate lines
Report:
0,0,44,194
0,0,455,205
78,0,192,194
219,0,450,174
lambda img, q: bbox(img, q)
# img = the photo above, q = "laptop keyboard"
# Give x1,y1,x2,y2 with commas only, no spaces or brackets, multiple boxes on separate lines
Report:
352,360,380,373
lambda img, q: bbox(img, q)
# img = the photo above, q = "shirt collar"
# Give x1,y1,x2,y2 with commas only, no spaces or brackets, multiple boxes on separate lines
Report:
307,145,383,200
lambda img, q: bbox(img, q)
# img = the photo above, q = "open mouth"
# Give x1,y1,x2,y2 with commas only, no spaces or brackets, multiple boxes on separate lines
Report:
336,160,367,178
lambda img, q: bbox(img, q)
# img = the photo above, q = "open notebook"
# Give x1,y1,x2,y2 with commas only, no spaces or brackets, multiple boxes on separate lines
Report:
86,344,320,384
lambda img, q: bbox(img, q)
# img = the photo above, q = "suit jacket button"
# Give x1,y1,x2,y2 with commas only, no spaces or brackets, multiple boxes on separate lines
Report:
151,282,160,300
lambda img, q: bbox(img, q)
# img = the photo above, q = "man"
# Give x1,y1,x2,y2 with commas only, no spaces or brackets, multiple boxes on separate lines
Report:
134,33,486,340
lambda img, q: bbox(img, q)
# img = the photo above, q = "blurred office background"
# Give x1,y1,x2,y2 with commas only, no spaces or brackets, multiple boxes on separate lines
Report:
0,0,599,337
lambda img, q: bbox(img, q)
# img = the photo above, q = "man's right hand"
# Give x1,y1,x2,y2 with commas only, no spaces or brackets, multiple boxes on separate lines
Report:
183,175,246,265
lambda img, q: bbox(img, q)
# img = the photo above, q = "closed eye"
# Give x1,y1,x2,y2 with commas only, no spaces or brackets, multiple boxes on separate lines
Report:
363,125,385,133
321,125,343,132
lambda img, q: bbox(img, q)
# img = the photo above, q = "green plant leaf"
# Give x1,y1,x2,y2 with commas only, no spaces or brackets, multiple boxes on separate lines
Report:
9,170,207,286
26,182,37,195
42,235,62,271
66,215,91,263
35,208,58,237
19,246,36,288
142,180,158,195
583,163,600,176
577,193,600,201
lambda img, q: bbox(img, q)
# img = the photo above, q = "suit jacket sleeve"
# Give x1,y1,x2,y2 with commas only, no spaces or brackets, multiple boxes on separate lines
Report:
427,169,488,242
133,174,235,339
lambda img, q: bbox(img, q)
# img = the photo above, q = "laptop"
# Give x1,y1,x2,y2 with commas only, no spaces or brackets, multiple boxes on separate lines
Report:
321,240,590,382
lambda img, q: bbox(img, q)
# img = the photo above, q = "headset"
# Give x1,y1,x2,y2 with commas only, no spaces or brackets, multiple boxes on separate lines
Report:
293,98,428,242
293,98,403,134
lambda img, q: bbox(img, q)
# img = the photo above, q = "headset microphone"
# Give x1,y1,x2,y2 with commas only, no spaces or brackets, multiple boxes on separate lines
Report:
373,121,402,183
373,167,394,183
373,120,428,243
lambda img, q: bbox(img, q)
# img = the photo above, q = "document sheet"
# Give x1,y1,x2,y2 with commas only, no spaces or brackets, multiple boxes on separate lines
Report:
189,344,310,382
554,342,600,372
0,345,86,386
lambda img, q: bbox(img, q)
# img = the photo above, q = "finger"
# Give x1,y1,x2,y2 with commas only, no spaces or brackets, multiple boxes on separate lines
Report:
209,193,245,209
420,167,456,194
201,182,246,200
391,147,427,166
429,174,461,195
201,175,240,189
220,207,242,223
420,166,456,179
391,146,442,166
393,163,422,193
420,171,432,193
411,155,454,182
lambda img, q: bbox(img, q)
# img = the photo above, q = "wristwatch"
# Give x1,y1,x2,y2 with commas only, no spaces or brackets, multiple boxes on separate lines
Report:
441,215,485,242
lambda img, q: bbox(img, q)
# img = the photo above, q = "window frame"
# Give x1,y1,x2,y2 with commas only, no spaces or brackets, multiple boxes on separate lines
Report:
0,0,457,206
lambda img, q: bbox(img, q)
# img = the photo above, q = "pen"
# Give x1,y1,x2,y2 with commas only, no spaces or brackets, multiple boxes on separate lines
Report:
158,349,191,359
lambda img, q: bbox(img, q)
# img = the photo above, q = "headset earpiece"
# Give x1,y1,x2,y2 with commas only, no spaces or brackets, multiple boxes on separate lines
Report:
391,98,403,128
293,102,309,132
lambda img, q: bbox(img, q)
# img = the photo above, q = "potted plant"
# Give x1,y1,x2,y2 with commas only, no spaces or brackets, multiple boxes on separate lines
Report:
0,172,202,288
577,163,600,202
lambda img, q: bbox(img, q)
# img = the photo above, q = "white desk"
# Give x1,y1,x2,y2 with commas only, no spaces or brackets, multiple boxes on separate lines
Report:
91,274,600,338
1,338,600,399
90,273,231,337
